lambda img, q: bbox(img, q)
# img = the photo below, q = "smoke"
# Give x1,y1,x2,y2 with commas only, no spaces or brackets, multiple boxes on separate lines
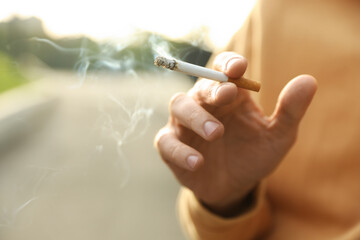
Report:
26,33,187,150
0,34,168,230
105,93,153,146
29,37,90,54
149,34,172,59
0,32,209,234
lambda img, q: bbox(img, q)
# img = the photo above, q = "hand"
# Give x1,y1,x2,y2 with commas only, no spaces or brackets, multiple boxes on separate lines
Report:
155,52,317,215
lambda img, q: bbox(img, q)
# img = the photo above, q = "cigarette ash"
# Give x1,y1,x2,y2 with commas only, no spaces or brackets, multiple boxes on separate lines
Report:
154,56,177,70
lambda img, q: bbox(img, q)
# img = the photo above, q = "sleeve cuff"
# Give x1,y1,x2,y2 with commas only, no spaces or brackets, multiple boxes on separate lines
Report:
177,182,271,240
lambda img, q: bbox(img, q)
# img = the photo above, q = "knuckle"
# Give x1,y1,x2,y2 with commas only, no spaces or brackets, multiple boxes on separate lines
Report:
192,79,219,105
170,143,182,161
279,108,298,128
188,81,208,100
170,143,188,168
209,85,218,103
154,127,170,148
188,108,201,129
169,92,186,109
188,82,201,96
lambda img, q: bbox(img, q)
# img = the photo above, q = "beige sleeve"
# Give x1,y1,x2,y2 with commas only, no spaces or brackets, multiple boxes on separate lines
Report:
177,183,272,240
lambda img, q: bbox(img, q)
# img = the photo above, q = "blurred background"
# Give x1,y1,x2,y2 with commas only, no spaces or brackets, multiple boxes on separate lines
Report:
0,1,255,239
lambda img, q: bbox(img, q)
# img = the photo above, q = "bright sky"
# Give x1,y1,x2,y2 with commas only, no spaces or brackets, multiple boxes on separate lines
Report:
0,0,256,48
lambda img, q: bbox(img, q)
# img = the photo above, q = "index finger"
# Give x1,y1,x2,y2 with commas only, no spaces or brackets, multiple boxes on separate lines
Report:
188,52,249,107
188,79,238,107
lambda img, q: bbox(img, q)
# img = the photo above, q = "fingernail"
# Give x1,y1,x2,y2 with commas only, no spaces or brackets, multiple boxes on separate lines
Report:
223,58,242,72
187,155,198,169
204,121,219,137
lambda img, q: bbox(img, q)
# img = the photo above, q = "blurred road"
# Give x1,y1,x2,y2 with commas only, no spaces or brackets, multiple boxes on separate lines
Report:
0,70,192,240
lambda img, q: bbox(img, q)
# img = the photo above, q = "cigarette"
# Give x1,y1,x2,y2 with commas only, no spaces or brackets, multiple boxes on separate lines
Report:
154,56,261,92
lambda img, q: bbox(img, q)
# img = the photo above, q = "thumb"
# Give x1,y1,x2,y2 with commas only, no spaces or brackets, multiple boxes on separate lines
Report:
272,75,317,132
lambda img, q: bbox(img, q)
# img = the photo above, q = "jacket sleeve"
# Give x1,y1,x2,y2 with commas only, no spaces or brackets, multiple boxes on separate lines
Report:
177,183,272,240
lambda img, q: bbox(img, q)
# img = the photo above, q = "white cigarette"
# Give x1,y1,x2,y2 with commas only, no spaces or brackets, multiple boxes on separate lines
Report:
154,56,261,92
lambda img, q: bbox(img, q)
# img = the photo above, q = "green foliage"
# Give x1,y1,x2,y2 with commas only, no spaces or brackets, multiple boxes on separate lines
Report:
0,16,212,87
0,17,211,74
0,52,27,94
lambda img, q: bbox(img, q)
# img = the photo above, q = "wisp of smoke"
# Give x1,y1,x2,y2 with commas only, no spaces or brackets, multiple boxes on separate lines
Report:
29,37,92,54
0,32,209,231
0,34,177,229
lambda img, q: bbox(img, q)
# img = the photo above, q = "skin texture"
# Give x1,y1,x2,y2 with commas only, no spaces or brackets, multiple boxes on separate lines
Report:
155,52,317,216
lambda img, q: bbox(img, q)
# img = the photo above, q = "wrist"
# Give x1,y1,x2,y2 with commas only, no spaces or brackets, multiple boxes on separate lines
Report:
198,185,257,218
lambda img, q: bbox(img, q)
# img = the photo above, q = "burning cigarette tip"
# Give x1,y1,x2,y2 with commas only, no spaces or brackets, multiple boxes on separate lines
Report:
154,56,177,70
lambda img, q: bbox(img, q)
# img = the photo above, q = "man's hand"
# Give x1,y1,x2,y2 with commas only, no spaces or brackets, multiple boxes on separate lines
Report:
155,52,317,216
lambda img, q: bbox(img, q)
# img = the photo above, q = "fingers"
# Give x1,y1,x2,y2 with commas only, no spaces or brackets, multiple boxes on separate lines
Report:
170,93,224,141
188,52,249,107
155,127,203,171
154,52,251,173
213,52,248,78
189,79,238,107
271,75,318,132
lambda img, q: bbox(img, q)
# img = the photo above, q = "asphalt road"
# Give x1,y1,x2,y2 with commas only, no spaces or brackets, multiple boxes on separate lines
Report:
0,70,193,240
